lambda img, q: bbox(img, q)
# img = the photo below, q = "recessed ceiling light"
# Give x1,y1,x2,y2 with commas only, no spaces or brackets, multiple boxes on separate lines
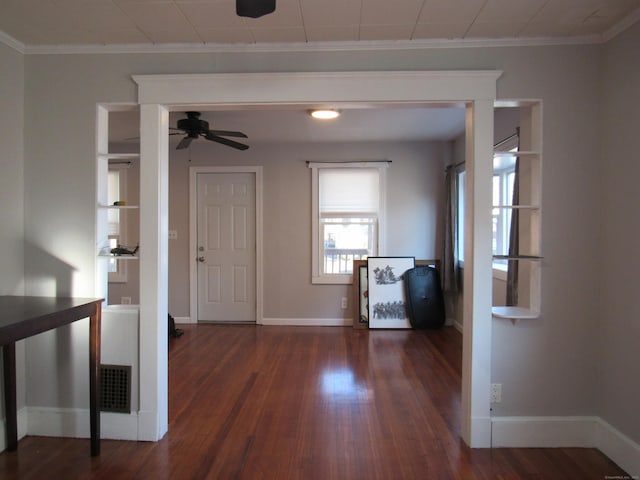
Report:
309,109,340,120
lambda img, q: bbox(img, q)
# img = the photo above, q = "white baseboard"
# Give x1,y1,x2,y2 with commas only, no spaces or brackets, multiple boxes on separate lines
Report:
469,415,492,447
25,407,139,442
595,418,640,477
261,317,352,327
0,408,29,452
173,316,192,324
492,416,640,477
491,416,596,448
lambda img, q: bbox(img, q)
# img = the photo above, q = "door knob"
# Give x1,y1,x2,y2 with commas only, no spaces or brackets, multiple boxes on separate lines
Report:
197,256,205,262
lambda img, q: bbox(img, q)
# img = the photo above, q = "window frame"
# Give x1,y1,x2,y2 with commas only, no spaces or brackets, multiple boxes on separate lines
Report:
309,162,387,285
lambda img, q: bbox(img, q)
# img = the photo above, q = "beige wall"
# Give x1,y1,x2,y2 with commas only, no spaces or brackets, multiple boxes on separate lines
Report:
109,138,451,320
9,32,637,446
599,20,640,446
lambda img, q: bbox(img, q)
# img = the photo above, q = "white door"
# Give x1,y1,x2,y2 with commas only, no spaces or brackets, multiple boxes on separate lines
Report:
196,172,256,323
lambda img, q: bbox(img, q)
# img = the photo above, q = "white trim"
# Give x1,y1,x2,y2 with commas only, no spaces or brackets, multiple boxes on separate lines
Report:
24,407,139,442
309,161,387,284
595,418,640,477
491,416,640,477
0,30,25,53
0,407,28,452
189,166,263,325
12,33,620,56
492,416,597,448
173,316,192,325
603,6,640,42
133,69,501,450
261,317,352,327
133,71,501,105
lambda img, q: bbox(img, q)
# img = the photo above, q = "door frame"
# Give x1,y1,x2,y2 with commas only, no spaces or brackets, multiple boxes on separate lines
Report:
134,70,499,446
189,166,264,325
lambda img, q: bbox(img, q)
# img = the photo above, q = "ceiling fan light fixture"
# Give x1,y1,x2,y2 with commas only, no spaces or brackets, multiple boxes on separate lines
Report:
237,0,276,18
309,109,340,120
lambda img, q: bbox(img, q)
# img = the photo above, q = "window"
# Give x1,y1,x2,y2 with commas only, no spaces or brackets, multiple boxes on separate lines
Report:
492,150,517,270
456,169,465,265
310,163,386,284
107,167,128,283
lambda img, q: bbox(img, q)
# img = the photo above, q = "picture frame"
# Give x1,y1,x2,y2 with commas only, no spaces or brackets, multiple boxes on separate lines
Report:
367,256,415,329
352,259,369,329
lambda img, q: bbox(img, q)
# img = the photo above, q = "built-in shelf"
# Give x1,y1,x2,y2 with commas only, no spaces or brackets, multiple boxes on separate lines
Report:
98,153,140,160
98,254,139,260
493,255,543,260
493,150,540,157
98,204,139,209
492,205,539,210
492,306,540,320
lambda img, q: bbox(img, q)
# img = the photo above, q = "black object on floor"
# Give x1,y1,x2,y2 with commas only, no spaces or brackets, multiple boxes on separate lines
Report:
404,266,446,329
169,314,184,338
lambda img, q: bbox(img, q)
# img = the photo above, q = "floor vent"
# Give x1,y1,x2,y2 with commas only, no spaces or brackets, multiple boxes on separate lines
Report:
100,364,131,413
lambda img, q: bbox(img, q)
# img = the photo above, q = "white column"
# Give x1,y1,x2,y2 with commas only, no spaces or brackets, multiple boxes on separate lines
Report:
138,104,169,441
461,99,494,447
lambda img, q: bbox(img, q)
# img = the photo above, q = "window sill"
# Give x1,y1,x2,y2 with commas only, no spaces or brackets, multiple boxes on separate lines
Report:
312,274,353,285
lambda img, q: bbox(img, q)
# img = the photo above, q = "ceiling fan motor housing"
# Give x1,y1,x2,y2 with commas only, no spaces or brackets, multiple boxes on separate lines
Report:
177,111,208,135
237,0,275,18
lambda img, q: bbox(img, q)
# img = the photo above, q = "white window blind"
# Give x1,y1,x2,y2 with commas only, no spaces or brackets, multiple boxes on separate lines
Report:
319,168,379,213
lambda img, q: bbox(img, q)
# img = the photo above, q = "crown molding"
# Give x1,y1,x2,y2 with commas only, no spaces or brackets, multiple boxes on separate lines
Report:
0,30,25,54
602,6,640,42
20,34,605,56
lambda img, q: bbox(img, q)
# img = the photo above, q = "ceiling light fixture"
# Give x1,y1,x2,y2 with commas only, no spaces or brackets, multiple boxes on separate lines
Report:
310,109,340,120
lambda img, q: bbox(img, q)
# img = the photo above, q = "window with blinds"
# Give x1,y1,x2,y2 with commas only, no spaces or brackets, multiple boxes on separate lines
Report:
310,163,387,284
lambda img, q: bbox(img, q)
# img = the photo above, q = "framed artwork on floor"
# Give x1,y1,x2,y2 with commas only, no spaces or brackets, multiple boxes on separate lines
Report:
352,260,369,329
367,256,415,329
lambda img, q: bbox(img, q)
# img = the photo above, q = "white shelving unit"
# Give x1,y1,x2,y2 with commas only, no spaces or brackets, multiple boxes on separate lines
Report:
492,102,543,321
96,121,140,302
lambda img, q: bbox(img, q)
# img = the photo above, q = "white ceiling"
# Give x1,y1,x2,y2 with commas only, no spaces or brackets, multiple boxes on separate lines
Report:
1,0,639,51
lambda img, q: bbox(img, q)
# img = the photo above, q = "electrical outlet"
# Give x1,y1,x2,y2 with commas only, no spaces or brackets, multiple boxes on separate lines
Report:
121,297,131,305
490,383,502,403
168,230,178,240
341,297,348,309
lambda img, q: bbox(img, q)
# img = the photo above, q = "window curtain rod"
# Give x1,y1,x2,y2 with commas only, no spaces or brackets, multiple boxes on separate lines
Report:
305,160,391,165
446,130,520,171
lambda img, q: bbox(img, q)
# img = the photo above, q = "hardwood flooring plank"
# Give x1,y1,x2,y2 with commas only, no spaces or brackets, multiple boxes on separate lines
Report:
0,325,632,479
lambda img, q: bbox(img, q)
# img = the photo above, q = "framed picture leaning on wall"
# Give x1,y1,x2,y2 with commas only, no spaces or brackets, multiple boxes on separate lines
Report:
367,256,415,329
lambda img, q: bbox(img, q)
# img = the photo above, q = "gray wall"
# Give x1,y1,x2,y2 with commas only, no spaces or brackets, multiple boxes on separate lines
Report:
0,41,25,432
1,32,635,445
109,139,450,319
599,20,640,444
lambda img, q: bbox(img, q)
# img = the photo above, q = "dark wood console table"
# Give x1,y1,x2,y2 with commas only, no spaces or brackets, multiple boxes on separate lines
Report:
0,296,103,456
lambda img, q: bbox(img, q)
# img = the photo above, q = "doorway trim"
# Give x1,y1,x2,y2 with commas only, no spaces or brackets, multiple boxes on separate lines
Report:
133,70,500,447
188,166,264,325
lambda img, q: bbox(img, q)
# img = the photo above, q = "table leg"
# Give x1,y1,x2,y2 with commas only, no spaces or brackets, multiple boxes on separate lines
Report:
2,342,17,451
89,306,101,456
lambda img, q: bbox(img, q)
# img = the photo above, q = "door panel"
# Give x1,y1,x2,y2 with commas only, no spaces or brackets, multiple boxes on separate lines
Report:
197,172,256,322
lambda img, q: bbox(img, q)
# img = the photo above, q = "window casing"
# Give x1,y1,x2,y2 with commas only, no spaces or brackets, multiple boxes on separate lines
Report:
107,167,128,283
310,163,386,284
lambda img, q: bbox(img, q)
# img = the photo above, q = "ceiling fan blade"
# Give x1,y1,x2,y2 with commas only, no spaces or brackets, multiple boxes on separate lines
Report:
237,0,275,18
206,134,250,151
207,129,248,138
176,136,194,149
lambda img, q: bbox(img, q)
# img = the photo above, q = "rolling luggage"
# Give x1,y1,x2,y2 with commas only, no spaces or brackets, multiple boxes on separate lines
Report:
404,266,445,329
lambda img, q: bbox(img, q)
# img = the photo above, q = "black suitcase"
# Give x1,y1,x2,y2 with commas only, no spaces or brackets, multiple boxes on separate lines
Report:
404,266,445,329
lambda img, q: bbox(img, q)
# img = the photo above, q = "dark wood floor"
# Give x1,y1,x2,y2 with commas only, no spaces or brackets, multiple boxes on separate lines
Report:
0,325,629,479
